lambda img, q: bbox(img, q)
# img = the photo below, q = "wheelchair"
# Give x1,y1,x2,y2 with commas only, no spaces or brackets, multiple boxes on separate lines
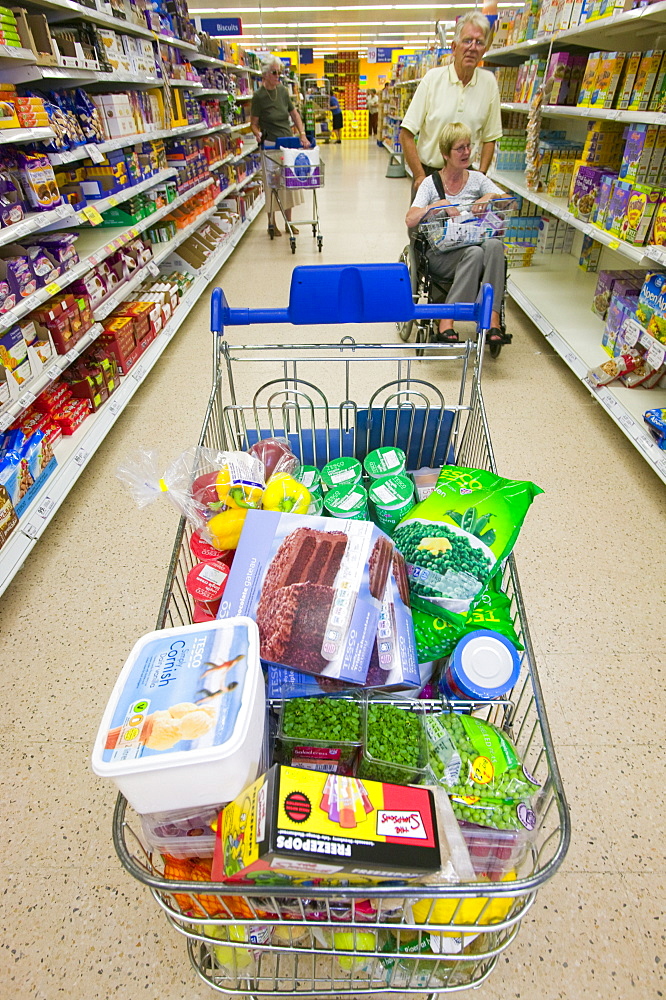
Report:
396,204,513,360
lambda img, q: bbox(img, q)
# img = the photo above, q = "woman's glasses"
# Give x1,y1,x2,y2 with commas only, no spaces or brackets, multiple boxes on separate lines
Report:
451,143,472,153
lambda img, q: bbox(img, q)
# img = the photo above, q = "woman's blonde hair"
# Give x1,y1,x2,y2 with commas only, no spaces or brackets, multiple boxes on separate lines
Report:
438,122,472,165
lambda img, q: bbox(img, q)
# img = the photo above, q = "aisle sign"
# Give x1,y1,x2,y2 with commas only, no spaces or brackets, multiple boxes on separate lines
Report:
199,17,242,36
368,47,394,63
299,48,313,64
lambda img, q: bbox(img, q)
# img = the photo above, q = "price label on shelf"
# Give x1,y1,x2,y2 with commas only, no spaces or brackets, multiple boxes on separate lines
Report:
46,364,61,381
21,520,39,540
82,205,104,226
107,197,119,207
45,281,61,296
1,309,18,329
564,352,577,365
647,339,666,370
608,239,621,250
85,143,106,164
637,435,654,455
109,399,122,416
0,411,13,433
657,457,666,477
147,261,160,277
622,319,641,348
618,412,633,432
18,390,36,409
73,447,89,467
128,228,139,239
131,364,146,383
35,495,56,520
66,348,79,363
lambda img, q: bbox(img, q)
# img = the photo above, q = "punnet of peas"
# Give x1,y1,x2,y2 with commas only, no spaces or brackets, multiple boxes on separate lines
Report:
281,697,362,745
357,703,426,785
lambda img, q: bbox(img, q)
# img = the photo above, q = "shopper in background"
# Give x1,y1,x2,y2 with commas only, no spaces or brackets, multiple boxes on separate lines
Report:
405,122,506,345
250,56,309,236
330,91,343,143
367,88,379,136
399,11,501,194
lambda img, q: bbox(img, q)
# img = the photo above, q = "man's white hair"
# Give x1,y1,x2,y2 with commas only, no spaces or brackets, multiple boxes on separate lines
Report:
452,11,491,44
261,55,282,76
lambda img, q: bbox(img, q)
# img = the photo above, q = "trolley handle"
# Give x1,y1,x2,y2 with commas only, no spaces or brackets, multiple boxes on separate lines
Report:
211,264,494,335
419,195,517,224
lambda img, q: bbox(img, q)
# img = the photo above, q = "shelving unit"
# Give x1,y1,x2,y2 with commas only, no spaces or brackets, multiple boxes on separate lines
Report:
0,193,265,599
485,4,666,483
47,123,204,167
71,167,178,223
0,202,75,250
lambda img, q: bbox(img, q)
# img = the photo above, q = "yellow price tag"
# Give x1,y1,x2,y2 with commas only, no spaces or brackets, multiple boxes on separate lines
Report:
82,205,104,226
45,281,61,295
129,228,139,238
108,197,119,207
609,239,620,249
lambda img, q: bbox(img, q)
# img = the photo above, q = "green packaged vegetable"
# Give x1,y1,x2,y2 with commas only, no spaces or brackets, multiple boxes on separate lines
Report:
424,712,539,831
393,466,543,614
412,578,523,663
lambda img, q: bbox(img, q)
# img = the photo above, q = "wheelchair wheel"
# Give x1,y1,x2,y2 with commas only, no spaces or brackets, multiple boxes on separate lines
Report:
396,245,418,342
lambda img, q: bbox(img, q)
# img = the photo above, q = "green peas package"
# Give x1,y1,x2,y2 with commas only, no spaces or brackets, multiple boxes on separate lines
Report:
393,465,543,614
412,578,523,663
424,712,539,832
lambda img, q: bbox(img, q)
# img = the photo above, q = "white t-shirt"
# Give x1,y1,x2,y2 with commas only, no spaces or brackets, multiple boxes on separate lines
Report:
411,171,503,209
401,63,502,168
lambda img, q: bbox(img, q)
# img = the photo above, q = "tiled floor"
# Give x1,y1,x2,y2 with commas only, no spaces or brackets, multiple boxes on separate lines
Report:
1,141,664,1000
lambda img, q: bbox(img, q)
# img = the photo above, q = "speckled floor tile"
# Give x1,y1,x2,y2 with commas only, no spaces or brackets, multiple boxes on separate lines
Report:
549,748,616,875
593,748,666,874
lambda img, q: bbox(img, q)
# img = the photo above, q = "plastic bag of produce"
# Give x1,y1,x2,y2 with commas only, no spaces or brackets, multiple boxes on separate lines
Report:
412,578,523,663
424,712,540,831
393,466,542,614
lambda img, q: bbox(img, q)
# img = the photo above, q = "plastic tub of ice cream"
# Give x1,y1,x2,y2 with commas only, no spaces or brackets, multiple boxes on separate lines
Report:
320,457,362,491
92,617,265,814
440,629,520,701
363,446,406,480
368,474,415,534
323,482,369,520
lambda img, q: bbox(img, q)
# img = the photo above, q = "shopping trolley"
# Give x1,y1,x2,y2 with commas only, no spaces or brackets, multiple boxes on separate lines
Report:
398,197,517,359
113,264,569,998
303,78,333,144
262,136,325,253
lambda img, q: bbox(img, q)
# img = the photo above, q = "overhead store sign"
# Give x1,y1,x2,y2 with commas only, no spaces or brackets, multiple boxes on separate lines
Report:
199,17,243,36
367,46,393,63
300,47,314,64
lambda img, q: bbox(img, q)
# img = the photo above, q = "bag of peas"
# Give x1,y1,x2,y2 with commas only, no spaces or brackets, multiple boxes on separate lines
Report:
424,712,540,832
393,466,543,614
412,578,523,663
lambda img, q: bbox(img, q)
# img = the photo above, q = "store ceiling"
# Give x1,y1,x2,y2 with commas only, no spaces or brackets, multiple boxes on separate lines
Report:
189,2,515,53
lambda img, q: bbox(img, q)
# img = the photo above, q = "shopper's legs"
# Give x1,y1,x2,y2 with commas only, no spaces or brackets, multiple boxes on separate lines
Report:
481,239,506,332
439,245,484,333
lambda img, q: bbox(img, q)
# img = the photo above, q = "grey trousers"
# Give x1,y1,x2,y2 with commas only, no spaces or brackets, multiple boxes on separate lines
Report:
425,238,505,313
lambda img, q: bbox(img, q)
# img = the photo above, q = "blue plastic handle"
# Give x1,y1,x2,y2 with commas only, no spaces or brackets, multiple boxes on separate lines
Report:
211,263,493,336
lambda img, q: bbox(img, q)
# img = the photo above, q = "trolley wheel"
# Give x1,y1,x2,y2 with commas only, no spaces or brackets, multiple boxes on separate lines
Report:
290,238,296,254
317,237,323,252
268,224,275,240
312,225,317,236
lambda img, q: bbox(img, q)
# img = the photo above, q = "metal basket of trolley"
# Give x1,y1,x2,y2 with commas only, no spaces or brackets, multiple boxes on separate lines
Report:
419,196,517,253
112,264,570,999
262,136,325,253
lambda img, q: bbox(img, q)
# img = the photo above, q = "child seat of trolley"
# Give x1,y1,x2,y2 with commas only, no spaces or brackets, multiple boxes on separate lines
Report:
405,122,512,346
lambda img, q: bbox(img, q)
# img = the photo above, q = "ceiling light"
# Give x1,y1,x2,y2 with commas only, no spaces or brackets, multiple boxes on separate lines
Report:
191,5,512,13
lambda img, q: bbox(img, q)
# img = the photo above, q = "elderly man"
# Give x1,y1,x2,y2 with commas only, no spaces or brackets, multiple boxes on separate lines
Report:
399,11,501,190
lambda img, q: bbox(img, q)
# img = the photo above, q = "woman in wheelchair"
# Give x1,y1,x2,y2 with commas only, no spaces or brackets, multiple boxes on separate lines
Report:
405,122,507,345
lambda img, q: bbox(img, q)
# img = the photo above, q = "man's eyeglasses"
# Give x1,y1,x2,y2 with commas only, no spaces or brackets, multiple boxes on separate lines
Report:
460,37,485,49
269,69,280,76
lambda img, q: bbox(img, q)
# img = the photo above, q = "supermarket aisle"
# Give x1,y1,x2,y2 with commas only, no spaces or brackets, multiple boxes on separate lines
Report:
1,140,665,1000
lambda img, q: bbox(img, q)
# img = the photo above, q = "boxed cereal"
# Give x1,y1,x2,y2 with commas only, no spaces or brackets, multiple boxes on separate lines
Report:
620,124,658,184
635,272,666,344
593,172,618,226
545,52,573,105
592,270,631,319
603,179,633,236
617,51,643,109
621,184,661,245
569,162,605,220
579,233,602,272
565,54,589,106
577,52,602,107
602,293,639,355
629,51,664,112
649,197,666,246
589,52,625,109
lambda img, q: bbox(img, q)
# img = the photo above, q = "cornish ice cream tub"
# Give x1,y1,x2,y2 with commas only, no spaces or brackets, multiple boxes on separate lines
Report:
92,617,265,813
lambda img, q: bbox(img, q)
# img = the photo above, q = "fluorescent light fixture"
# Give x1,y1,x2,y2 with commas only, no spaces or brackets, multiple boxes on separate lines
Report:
192,5,519,11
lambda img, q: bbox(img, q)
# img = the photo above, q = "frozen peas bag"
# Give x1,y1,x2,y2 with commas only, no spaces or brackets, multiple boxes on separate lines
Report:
393,466,543,614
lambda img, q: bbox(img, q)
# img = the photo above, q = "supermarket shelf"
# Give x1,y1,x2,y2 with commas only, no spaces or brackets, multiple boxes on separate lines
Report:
198,87,229,97
231,122,252,133
0,126,55,145
190,52,261,76
0,45,38,64
236,93,254,101
501,102,666,125
72,167,177,223
48,123,203,166
0,192,265,600
0,323,103,432
0,202,75,251
236,167,259,191
168,78,202,88
24,0,155,40
486,0,666,62
231,140,258,162
189,122,232,137
395,79,420,87
208,154,234,171
155,34,200,54
0,176,216,339
489,168,666,266
5,63,165,87
382,139,412,177
507,253,666,485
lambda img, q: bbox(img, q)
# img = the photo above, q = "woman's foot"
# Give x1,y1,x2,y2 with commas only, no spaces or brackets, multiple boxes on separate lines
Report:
435,328,459,343
487,327,504,343
268,224,282,236
289,226,299,234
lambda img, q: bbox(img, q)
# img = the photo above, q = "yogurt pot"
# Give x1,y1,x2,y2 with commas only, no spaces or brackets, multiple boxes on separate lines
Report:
295,464,322,494
320,456,362,491
186,560,229,614
190,529,231,565
364,446,406,480
92,617,265,814
440,629,520,701
323,482,369,520
368,474,415,533
307,492,324,516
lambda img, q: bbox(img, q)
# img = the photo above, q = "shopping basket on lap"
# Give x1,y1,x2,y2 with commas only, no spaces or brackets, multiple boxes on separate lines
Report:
113,264,569,998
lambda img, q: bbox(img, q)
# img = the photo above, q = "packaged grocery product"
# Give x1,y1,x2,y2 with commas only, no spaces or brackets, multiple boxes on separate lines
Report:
212,764,442,884
140,802,221,858
320,456,362,490
91,617,265,814
586,352,638,387
247,436,298,479
635,271,666,344
363,446,406,479
277,696,362,774
568,163,604,221
357,701,427,785
368,474,415,534
219,511,394,684
393,465,542,614
644,406,666,447
439,629,521,701
323,481,369,520
410,466,439,501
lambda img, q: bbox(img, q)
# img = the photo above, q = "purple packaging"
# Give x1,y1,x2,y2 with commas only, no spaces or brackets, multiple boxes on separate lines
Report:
602,292,639,354
603,179,633,234
546,52,573,105
218,510,395,684
592,171,617,226
592,269,627,319
569,164,605,221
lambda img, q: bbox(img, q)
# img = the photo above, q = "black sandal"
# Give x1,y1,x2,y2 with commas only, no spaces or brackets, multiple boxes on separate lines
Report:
487,328,504,343
437,329,460,343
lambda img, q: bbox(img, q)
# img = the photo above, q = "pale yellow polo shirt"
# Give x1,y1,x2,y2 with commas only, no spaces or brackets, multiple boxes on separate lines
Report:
401,63,502,168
